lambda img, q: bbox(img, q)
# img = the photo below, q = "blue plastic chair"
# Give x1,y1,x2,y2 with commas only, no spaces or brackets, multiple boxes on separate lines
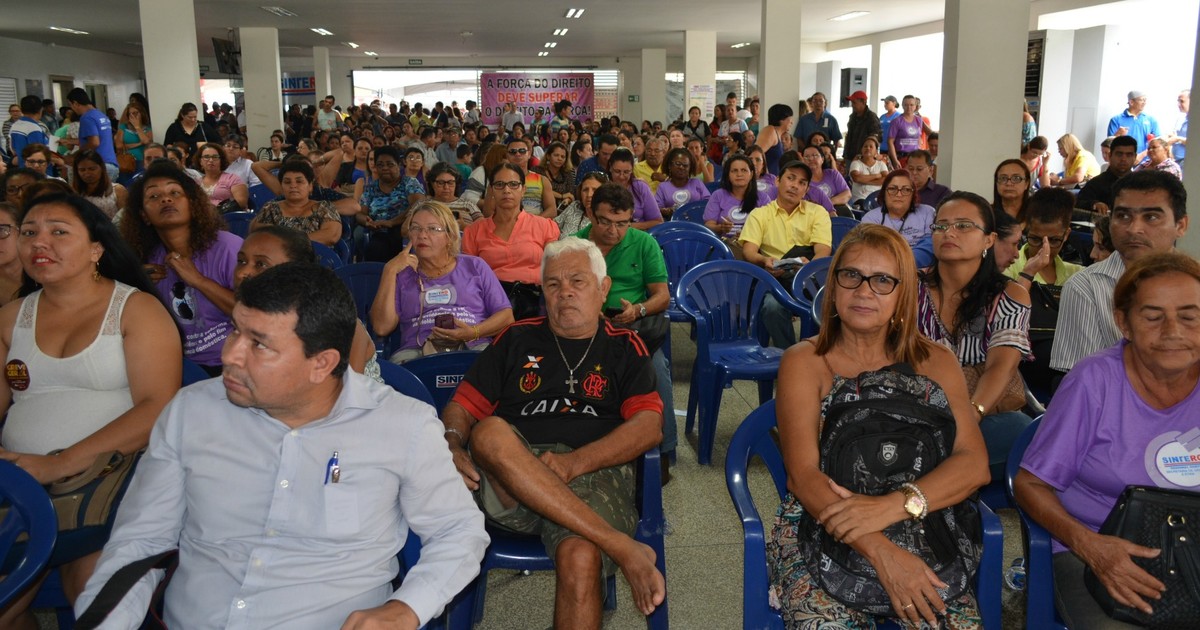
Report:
726,400,1004,630
864,190,881,211
222,211,256,239
340,215,358,261
311,241,345,270
1006,418,1067,630
646,221,715,238
676,260,808,464
248,184,276,211
829,216,860,252
335,262,386,346
671,200,708,224
789,257,833,340
334,239,352,264
181,358,212,386
654,229,733,324
810,286,825,331
705,181,721,193
399,350,482,413
376,360,436,408
0,461,57,608
461,447,668,629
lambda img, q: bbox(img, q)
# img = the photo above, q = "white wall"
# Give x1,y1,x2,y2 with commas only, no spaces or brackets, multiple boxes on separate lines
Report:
878,33,945,130
0,36,143,111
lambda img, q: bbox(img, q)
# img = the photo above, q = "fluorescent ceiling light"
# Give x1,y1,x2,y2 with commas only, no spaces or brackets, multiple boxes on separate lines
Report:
49,26,89,35
730,42,752,49
364,51,378,56
829,11,870,22
544,42,557,48
310,28,334,36
538,52,549,57
565,8,585,18
343,41,359,48
260,6,298,18
553,28,569,36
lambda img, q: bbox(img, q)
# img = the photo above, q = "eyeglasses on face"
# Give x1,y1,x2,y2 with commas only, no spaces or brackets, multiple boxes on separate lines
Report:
886,185,914,196
930,220,986,234
593,216,631,229
507,147,528,155
432,179,457,187
0,224,13,239
996,175,1026,185
409,225,448,235
491,180,523,190
834,268,900,295
1024,231,1066,248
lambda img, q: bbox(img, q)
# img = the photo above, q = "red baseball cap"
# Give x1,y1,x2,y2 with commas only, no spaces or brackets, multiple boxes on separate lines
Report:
848,91,868,102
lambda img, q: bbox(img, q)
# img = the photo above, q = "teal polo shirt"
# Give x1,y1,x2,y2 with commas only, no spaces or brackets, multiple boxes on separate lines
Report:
576,226,668,311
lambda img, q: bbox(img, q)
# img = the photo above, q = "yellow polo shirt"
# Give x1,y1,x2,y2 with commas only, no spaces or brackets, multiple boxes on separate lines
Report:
738,200,833,259
634,160,664,193
1002,247,1084,286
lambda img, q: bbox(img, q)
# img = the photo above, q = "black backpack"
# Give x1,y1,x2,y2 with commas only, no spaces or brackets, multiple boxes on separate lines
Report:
800,363,981,616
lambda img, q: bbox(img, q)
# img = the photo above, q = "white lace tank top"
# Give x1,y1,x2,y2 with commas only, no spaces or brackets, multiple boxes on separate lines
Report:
0,283,136,455
85,184,119,219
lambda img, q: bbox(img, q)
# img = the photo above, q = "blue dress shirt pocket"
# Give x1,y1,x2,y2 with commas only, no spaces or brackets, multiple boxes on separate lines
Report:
324,484,360,537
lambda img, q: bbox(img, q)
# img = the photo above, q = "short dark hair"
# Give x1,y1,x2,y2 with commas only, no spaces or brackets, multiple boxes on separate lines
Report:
1110,135,1139,153
767,103,793,127
590,182,634,214
906,149,933,165
235,263,356,378
1024,187,1074,228
1112,169,1187,221
607,148,635,169
246,225,318,265
19,95,41,115
426,162,461,194
374,145,401,164
420,127,437,140
277,159,315,184
597,133,620,148
66,87,92,106
726,91,738,99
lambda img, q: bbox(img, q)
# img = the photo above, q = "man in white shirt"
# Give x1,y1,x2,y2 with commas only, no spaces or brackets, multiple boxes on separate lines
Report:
501,102,524,134
76,263,488,630
222,135,262,188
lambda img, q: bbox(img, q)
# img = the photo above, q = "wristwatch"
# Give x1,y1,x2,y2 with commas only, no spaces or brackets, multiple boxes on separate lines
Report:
900,483,928,521
637,303,647,319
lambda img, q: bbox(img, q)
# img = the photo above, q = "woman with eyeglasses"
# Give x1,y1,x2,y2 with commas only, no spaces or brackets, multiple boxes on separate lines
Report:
768,223,989,628
20,144,63,180
371,200,513,363
605,148,661,229
248,160,342,247
917,191,1033,481
481,137,556,218
0,203,24,305
123,161,241,375
426,162,482,228
860,169,934,247
801,145,852,207
0,193,180,628
992,159,1033,222
194,142,247,211
655,147,711,216
463,163,560,320
356,146,425,262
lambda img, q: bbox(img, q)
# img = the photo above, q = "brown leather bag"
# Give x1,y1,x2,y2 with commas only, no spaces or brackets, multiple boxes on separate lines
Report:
961,363,1027,414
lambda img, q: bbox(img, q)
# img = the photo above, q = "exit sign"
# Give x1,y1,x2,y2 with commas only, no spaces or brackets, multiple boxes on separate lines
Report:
408,59,423,66
628,95,639,102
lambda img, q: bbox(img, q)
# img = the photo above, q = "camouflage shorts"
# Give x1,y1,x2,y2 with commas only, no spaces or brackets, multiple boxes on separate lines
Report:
470,428,637,576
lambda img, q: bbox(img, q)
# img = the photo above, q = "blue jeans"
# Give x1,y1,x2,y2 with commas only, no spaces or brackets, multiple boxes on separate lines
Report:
980,410,1034,481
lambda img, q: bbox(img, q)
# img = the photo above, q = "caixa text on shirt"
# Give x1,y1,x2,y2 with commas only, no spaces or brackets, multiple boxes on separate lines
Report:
521,398,599,417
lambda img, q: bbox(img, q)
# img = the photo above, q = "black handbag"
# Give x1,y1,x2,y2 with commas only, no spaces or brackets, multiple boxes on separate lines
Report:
1085,485,1200,629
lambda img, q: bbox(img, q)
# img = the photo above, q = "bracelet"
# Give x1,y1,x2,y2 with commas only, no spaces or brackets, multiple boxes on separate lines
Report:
900,482,929,519
443,427,466,445
1018,272,1035,282
471,325,480,341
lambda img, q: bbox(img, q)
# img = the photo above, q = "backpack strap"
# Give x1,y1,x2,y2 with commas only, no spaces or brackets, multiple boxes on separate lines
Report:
75,550,178,629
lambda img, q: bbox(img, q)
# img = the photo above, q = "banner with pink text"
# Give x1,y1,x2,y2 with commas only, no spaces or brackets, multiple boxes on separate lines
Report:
479,72,594,127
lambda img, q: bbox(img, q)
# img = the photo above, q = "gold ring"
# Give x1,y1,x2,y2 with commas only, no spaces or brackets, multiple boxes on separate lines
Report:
903,604,914,610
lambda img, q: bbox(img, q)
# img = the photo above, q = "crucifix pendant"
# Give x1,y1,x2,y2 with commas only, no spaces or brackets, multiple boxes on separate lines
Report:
565,373,578,394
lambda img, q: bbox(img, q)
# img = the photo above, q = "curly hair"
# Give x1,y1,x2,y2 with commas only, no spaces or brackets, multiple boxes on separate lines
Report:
123,162,224,261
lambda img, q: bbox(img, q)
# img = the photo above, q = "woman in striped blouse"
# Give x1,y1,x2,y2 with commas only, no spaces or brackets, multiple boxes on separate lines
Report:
916,191,1033,481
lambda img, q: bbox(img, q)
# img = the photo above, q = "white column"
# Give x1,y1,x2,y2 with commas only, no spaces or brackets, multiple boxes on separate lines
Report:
1177,10,1200,257
641,48,667,125
239,27,284,151
760,0,802,119
869,44,882,111
621,56,643,123
1037,30,1075,161
313,46,332,106
684,30,716,115
815,61,842,104
139,0,201,142
938,0,1029,192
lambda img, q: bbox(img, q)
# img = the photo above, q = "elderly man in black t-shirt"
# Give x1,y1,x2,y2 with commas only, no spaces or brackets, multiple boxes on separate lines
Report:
441,237,666,629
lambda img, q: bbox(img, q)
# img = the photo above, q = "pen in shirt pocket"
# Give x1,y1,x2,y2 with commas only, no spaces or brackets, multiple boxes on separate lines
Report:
324,450,340,484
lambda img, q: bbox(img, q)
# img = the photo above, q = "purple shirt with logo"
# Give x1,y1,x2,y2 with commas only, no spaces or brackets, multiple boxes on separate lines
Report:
654,178,710,210
391,255,511,352
1021,341,1200,553
703,188,772,236
888,115,924,154
149,231,242,367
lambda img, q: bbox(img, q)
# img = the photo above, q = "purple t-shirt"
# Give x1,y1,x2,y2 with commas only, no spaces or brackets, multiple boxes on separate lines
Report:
811,169,849,200
628,179,659,222
654,178,710,210
392,255,511,352
79,108,117,166
703,188,772,236
1021,341,1200,553
888,115,923,154
150,231,242,367
755,174,779,201
804,185,835,214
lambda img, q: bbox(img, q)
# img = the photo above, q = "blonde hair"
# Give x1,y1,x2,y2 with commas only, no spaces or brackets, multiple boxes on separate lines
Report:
1057,133,1084,159
406,200,461,256
814,224,933,365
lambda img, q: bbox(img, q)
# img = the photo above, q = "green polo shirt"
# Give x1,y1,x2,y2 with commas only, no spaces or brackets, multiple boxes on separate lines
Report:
577,225,669,310
1002,247,1084,287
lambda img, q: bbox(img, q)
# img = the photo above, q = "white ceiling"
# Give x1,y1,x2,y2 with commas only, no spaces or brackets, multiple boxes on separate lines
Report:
0,0,950,61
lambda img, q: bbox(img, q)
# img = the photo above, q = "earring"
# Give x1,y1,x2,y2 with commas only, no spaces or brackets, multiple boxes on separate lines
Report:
93,261,101,282
982,249,987,259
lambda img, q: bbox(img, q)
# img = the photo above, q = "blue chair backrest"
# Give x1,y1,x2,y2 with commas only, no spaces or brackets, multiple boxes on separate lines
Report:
705,181,721,193
811,286,825,330
248,184,276,211
1005,416,1042,501
655,229,733,297
334,262,385,324
311,241,345,270
864,190,880,211
0,461,57,608
400,350,483,412
376,360,436,408
677,260,800,349
672,200,708,224
182,358,212,386
646,221,715,238
791,257,834,339
830,216,860,252
333,239,352,264
222,211,256,239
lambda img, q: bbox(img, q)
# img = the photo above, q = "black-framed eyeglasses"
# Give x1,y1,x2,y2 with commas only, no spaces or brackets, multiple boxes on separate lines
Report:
1024,231,1067,248
930,221,986,234
593,216,631,229
886,185,914,196
491,180,523,190
432,179,457,187
834,268,900,295
996,175,1026,184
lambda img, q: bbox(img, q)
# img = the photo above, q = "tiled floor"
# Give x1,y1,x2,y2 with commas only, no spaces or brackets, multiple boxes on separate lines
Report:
474,324,1029,629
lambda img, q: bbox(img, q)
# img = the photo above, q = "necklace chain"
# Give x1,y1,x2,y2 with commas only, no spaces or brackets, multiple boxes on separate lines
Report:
553,328,598,394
